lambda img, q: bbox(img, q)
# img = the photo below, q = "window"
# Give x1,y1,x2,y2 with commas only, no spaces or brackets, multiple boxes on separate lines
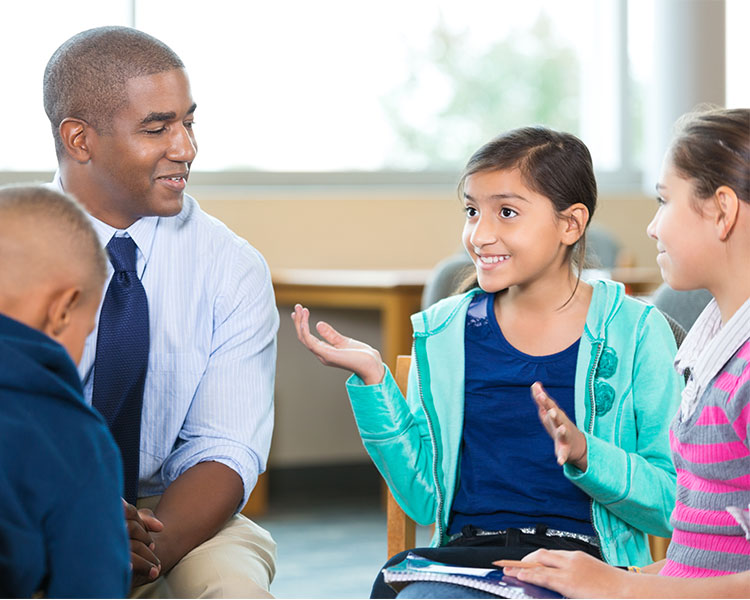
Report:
1,0,744,184
121,0,631,174
0,1,131,172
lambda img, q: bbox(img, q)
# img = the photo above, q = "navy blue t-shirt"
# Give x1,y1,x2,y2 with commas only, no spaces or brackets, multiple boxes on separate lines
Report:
448,292,595,536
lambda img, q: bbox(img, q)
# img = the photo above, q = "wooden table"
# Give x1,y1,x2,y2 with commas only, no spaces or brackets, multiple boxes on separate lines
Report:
247,267,430,519
272,268,431,372
267,269,430,518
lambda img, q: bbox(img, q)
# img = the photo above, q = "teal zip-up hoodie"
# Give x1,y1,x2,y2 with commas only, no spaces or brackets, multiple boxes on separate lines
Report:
347,279,682,566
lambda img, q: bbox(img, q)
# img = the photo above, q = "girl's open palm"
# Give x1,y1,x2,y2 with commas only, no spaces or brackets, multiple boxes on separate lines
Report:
531,382,588,471
291,304,385,385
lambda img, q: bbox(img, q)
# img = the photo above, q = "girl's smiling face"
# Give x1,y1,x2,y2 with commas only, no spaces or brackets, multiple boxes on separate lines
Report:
462,168,577,294
647,157,718,291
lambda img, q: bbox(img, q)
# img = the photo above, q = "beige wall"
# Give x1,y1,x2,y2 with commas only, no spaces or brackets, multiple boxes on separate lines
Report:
197,185,660,272
592,193,660,269
196,185,465,271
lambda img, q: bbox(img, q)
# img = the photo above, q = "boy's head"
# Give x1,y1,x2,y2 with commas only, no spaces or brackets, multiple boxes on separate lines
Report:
0,185,107,363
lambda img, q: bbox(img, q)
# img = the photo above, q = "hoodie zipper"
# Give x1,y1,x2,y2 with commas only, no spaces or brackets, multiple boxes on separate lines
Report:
587,340,604,558
587,341,603,434
413,340,445,543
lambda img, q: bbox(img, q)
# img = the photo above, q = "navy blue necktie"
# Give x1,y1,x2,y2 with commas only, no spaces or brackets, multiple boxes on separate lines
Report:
92,236,149,504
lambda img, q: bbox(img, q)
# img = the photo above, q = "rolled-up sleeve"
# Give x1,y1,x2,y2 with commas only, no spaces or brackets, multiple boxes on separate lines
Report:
161,242,279,509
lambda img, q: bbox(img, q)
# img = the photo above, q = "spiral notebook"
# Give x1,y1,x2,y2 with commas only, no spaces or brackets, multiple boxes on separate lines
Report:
383,553,562,599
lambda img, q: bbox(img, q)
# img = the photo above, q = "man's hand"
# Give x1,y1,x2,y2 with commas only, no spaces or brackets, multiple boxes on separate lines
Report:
531,382,588,471
123,499,164,587
145,462,244,578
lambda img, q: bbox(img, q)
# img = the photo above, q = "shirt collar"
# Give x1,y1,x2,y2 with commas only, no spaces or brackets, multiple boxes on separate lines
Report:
674,299,723,378
675,295,750,417
88,216,159,268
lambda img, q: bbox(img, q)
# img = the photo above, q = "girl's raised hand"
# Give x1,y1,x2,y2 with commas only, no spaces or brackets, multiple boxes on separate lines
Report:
291,304,385,385
531,382,588,471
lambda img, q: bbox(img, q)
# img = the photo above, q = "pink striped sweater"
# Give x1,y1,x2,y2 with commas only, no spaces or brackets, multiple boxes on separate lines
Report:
661,339,750,577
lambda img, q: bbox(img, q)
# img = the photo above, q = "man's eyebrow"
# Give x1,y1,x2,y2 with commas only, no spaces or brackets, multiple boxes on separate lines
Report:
140,111,176,126
140,103,197,126
463,192,530,202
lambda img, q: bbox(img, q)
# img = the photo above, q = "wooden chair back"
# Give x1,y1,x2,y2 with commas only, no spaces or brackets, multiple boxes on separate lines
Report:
385,354,670,561
386,355,417,558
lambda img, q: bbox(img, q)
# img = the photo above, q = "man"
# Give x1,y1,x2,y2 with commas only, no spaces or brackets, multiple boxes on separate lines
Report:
0,185,130,597
43,26,278,597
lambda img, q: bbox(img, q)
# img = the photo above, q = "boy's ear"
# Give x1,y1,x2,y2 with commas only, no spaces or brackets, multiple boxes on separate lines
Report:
560,203,590,245
712,185,740,241
59,118,94,164
46,287,81,339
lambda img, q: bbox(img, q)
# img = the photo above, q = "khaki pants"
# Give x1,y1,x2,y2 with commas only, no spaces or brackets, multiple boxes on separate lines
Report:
130,496,276,599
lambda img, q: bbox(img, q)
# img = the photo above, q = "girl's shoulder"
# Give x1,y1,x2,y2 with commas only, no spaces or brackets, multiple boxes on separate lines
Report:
587,278,675,344
413,288,482,336
718,339,750,411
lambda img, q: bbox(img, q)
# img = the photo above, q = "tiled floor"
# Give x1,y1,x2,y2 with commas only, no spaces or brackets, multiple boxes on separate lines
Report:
255,464,431,599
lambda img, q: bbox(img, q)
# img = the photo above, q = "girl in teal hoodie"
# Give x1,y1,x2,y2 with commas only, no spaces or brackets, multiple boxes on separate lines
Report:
292,127,682,598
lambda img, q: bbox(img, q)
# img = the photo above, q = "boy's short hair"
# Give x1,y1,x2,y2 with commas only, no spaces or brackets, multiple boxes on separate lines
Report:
43,26,184,158
0,185,107,288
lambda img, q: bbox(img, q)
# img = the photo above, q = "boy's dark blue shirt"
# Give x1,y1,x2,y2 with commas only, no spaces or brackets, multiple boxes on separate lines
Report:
0,313,130,598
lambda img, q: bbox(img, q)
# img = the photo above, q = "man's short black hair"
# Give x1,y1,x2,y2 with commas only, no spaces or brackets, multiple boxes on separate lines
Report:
43,26,184,158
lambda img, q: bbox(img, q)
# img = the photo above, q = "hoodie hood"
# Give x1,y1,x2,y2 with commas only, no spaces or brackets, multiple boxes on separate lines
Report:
584,279,626,342
0,313,84,406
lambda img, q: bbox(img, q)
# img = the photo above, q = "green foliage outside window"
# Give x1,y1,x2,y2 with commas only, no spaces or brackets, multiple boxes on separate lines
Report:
382,13,580,170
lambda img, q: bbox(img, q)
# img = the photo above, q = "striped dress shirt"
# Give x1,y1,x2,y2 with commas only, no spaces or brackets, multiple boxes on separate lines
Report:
662,298,750,577
55,176,279,508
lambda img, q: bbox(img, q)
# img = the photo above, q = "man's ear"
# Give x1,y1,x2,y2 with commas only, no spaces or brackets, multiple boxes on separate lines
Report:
59,118,94,164
712,185,740,241
560,203,590,246
46,287,81,339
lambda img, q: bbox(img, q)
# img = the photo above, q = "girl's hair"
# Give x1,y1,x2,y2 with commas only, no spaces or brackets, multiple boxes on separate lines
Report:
668,107,749,210
456,126,598,294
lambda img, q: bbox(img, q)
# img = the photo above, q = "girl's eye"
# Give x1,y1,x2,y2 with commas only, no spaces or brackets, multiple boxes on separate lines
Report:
500,207,517,218
465,206,478,218
656,196,666,206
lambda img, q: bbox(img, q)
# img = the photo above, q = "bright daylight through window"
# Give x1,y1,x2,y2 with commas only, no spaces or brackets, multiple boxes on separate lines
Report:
0,0,746,180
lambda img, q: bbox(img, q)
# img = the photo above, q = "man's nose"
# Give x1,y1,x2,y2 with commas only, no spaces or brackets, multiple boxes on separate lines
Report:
168,124,197,163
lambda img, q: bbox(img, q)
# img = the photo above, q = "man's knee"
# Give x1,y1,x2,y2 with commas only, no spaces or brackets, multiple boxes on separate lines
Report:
166,565,274,599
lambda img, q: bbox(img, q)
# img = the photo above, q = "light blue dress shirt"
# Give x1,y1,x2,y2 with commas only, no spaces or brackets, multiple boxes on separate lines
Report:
54,176,278,508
